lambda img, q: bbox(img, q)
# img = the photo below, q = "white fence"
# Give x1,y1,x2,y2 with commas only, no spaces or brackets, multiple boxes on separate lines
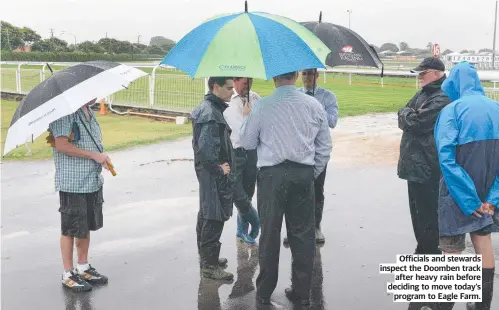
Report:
2,62,499,113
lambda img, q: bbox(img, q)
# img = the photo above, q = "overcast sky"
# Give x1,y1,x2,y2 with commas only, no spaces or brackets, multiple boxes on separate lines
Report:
1,0,496,52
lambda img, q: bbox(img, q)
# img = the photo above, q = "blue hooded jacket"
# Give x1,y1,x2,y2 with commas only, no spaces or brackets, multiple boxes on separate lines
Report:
434,62,499,236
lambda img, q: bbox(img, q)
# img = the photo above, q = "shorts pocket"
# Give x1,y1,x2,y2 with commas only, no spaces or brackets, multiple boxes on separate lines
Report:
58,192,82,215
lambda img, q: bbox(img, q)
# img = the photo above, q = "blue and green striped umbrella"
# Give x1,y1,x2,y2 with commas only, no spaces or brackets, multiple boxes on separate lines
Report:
161,3,331,80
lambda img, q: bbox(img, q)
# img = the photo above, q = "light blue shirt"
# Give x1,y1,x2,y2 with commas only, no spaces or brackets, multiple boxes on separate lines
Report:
299,86,339,128
239,85,332,178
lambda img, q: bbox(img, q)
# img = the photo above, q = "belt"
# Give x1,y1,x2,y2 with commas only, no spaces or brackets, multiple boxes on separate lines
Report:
260,160,312,169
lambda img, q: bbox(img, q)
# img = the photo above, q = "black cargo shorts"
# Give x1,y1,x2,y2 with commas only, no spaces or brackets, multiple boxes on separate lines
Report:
59,187,104,239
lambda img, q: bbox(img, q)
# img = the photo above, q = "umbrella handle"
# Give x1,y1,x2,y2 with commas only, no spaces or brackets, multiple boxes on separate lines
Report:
107,162,117,176
46,63,54,74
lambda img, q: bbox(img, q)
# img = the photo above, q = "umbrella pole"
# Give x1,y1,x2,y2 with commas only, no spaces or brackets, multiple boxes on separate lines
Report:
381,63,385,88
76,112,117,176
248,79,251,106
312,69,317,96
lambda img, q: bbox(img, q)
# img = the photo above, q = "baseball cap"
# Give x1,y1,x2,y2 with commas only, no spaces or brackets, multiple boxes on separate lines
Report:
410,57,445,73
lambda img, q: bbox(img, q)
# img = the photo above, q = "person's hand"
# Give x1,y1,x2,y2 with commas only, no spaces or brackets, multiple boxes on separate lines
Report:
243,99,251,116
92,153,112,169
483,202,496,214
220,163,231,175
472,203,495,218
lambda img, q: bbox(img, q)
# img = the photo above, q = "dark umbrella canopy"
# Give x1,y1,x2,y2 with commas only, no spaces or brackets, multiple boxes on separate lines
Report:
10,61,122,127
3,61,148,156
300,13,383,69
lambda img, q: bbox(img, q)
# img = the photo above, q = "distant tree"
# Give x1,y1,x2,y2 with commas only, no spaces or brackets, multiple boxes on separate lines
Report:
380,43,399,52
97,38,119,53
30,37,69,52
133,43,147,50
77,41,106,53
426,42,433,51
150,36,175,47
442,49,453,55
31,39,56,52
1,21,24,50
371,45,381,53
399,42,410,51
161,43,175,53
20,27,41,44
147,45,165,55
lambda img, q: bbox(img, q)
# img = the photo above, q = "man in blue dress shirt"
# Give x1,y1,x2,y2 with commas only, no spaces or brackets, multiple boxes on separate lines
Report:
240,71,332,306
283,68,338,245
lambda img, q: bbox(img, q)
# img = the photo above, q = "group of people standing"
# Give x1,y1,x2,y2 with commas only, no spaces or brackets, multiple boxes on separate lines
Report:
191,69,338,306
398,58,499,310
46,55,498,310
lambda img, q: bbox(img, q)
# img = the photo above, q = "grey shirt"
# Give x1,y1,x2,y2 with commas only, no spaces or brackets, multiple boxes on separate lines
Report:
299,86,339,128
239,85,332,178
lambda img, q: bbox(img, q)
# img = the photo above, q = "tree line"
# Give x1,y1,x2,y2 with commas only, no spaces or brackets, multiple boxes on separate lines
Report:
373,41,493,56
1,21,175,56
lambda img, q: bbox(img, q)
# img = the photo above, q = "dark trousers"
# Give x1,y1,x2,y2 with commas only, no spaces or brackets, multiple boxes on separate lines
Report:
407,180,441,255
314,164,327,228
196,212,225,268
407,180,441,310
256,161,316,300
233,148,258,216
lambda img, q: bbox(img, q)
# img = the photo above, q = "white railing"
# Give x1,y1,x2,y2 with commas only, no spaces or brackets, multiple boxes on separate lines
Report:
2,62,499,113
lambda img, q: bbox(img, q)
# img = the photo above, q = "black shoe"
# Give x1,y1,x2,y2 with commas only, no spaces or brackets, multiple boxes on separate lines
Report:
285,288,310,306
77,264,108,284
257,295,271,305
62,271,92,292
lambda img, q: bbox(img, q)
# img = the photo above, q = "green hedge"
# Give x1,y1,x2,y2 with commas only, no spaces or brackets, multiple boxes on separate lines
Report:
1,51,164,62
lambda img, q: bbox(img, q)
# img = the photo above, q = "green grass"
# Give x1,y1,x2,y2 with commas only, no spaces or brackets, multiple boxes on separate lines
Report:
1,100,193,161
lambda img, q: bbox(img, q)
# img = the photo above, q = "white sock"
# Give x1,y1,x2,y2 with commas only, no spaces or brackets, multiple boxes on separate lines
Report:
77,262,90,273
62,269,73,280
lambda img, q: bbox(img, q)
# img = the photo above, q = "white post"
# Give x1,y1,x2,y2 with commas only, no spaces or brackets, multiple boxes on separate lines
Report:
16,63,23,93
204,78,209,94
381,77,384,88
150,65,159,106
24,142,32,156
41,63,48,82
349,73,352,85
323,71,326,83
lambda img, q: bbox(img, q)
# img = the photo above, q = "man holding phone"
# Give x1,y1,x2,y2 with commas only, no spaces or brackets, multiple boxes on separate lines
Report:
223,77,261,245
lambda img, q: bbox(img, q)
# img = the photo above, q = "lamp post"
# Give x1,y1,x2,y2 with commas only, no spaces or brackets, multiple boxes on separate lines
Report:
347,10,352,29
61,31,77,48
493,0,498,69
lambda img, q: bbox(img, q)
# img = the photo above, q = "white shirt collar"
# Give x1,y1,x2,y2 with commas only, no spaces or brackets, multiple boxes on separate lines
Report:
232,89,253,99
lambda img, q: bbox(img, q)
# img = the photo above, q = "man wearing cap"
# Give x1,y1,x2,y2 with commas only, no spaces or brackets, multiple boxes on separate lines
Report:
397,57,451,258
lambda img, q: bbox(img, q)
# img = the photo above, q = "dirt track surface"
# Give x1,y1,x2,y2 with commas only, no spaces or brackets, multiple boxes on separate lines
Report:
332,113,402,167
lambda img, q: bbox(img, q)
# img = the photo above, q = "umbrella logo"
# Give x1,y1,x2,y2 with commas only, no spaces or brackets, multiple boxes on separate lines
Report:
219,65,246,72
339,45,364,62
341,46,353,53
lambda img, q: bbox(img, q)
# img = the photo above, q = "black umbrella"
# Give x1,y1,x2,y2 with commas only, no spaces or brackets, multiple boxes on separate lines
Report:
3,60,148,157
300,12,383,69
